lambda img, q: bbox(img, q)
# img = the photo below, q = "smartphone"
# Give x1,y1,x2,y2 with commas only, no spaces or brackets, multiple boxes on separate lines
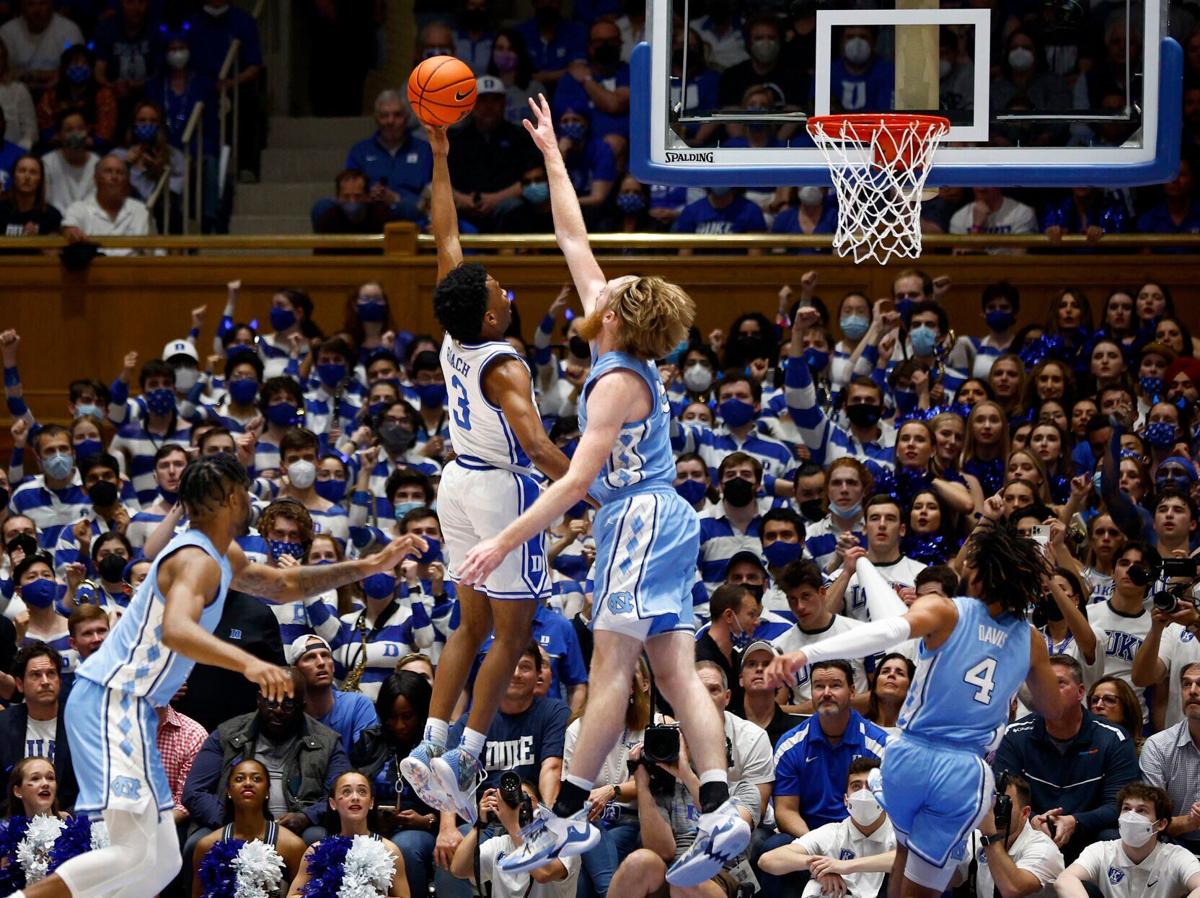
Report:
377,804,397,814
1030,525,1051,547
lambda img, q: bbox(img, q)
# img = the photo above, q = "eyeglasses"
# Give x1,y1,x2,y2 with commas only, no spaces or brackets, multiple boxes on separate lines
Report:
1090,694,1120,707
262,698,299,712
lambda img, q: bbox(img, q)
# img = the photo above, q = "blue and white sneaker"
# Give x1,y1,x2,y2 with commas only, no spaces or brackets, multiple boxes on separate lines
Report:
431,748,487,825
665,800,751,887
496,806,599,875
867,766,884,802
398,740,447,812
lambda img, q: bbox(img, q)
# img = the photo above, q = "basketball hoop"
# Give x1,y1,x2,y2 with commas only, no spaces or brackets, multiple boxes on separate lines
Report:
807,114,951,266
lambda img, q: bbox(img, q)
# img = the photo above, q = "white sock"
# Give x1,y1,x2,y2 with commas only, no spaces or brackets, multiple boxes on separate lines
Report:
698,769,728,786
424,718,449,749
461,727,487,760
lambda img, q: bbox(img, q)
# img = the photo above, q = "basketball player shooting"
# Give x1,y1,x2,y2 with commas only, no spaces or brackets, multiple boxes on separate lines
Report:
14,455,426,898
456,94,751,887
766,512,1071,898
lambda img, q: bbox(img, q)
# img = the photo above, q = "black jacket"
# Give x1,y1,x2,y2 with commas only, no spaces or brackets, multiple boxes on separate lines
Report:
0,703,78,809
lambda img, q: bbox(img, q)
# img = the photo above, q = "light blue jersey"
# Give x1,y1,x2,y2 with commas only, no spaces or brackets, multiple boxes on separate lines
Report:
898,596,1031,755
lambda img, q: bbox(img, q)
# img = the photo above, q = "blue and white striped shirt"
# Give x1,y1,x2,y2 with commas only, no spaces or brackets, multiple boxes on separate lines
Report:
108,421,193,506
9,476,91,549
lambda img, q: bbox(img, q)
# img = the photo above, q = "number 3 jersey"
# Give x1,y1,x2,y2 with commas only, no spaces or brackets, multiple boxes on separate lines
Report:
898,596,1031,755
440,334,535,469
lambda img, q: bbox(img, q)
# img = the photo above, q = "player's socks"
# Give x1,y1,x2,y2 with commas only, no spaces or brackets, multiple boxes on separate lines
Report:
698,770,730,813
552,776,594,818
460,727,486,760
424,718,449,749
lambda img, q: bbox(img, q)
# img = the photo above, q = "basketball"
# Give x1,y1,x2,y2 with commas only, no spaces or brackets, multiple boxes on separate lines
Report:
407,56,477,128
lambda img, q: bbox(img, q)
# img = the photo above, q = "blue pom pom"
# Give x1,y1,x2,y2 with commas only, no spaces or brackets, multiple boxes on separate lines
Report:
198,838,245,898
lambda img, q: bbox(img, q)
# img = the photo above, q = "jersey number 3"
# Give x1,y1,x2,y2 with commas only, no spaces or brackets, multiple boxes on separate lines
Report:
963,658,998,705
451,375,471,431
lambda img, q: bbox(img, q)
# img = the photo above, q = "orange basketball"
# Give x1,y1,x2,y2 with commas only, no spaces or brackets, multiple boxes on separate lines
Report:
407,56,477,128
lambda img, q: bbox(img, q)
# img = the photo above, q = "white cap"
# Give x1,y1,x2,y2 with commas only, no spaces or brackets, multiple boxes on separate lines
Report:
476,75,505,96
162,339,199,363
287,634,333,665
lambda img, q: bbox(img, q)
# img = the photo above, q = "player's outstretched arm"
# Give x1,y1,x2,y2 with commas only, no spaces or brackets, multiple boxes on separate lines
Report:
228,536,427,604
426,125,462,282
485,357,571,482
1025,626,1071,724
523,94,606,314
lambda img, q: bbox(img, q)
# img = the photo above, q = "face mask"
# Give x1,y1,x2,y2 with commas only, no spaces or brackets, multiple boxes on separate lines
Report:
559,121,586,141
847,789,882,826
167,49,190,70
88,480,118,507
1139,375,1164,398
269,306,296,331
844,36,871,65
146,387,175,417
266,402,299,428
174,367,200,392
393,500,424,520
357,299,386,322
63,131,88,150
269,539,304,563
893,388,918,416
97,553,128,584
729,614,754,650
845,404,882,429
523,181,550,204
74,403,102,420
1118,811,1156,848
362,572,396,599
1008,47,1035,71
379,421,416,455
204,3,230,15
6,533,37,560
341,200,366,222
723,476,755,508
830,500,862,520
709,186,733,200
493,49,518,71
66,63,91,85
287,459,317,489
228,378,259,405
763,539,803,568
939,58,953,78
419,537,443,564
719,398,756,428
837,316,869,344
314,479,347,504
804,347,829,373
593,43,621,66
799,498,825,522
684,364,714,393
414,382,447,408
74,438,103,461
1144,421,1178,448
617,192,646,215
20,577,57,609
133,122,159,143
910,325,938,357
315,363,346,391
986,309,1016,332
43,450,74,481
798,186,824,207
675,478,708,506
750,38,780,65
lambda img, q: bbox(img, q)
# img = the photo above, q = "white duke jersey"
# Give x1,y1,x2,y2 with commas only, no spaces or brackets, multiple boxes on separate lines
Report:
441,333,534,469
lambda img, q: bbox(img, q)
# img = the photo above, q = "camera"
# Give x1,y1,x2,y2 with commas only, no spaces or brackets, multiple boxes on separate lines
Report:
993,772,1013,837
1153,585,1188,614
627,754,677,798
1030,598,1063,630
1163,557,1199,580
486,771,533,827
643,725,681,764
1127,563,1154,588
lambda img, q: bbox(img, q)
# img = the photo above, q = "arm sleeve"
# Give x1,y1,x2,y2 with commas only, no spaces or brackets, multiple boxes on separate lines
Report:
801,616,912,667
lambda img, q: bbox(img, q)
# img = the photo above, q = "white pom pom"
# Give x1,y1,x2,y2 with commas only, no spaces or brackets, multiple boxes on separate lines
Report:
233,839,286,898
336,835,395,898
16,815,65,883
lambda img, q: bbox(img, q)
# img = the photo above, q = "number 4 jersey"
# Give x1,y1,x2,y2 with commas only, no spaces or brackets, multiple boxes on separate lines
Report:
440,333,536,470
898,596,1032,755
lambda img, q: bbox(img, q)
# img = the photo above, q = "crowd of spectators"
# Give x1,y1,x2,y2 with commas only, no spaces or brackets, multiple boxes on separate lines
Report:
0,264,1197,896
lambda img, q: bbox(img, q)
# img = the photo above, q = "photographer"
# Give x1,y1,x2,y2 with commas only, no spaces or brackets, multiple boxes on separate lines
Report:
1139,661,1200,853
450,778,579,898
1131,553,1200,730
954,773,1064,898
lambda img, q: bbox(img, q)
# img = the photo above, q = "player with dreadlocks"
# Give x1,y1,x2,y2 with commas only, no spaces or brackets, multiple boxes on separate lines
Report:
767,506,1072,898
17,455,426,898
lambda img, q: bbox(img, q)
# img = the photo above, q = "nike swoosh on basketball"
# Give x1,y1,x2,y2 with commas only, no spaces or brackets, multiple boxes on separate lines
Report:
455,88,474,101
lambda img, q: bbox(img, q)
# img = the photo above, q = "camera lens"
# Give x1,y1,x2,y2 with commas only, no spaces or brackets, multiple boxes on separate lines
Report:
1154,591,1179,613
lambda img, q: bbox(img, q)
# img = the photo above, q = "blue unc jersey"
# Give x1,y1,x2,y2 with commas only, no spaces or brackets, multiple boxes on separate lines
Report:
898,597,1031,755
579,352,677,505
77,530,232,705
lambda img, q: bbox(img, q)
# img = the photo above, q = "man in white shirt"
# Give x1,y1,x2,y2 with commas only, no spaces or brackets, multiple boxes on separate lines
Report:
759,757,896,898
62,153,153,254
0,0,84,92
949,186,1039,245
825,496,926,623
41,111,97,214
955,773,1064,898
1056,782,1200,898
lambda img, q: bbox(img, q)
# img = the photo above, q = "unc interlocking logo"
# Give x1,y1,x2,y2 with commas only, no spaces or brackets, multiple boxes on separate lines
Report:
111,776,142,799
606,591,634,615
1107,866,1124,884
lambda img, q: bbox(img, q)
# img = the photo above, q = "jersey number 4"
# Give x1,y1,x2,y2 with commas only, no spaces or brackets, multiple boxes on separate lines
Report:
451,375,471,431
963,658,998,705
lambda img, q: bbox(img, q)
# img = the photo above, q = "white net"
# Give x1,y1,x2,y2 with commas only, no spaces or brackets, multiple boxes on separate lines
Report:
807,115,950,266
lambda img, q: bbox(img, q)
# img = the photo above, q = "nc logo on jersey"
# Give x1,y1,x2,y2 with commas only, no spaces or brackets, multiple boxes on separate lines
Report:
111,776,142,799
606,591,634,615
1107,867,1125,885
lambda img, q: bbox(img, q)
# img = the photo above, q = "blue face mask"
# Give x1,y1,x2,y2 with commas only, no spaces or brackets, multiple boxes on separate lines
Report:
675,477,709,506
269,540,304,563
415,382,447,408
74,403,103,420
74,438,103,461
522,181,550,204
910,325,938,357
718,397,756,428
66,63,91,84
616,192,646,214
357,300,386,322
829,499,862,519
804,347,830,373
393,500,424,520
418,537,443,564
316,363,347,390
762,539,803,568
559,121,586,141
341,200,366,221
43,450,74,481
21,577,58,609
228,379,259,405
1139,376,1164,398
269,307,296,331
133,122,159,143
840,314,870,341
896,298,916,320
1144,421,1178,448
362,572,396,600
314,479,347,503
985,309,1016,332
367,401,389,420
146,387,175,416
730,617,754,650
266,402,299,428
893,388,918,416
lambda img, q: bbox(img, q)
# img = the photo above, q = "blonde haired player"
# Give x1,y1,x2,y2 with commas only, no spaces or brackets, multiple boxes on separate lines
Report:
457,95,751,887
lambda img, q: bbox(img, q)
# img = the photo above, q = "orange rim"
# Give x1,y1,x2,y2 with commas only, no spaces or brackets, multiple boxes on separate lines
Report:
808,114,950,169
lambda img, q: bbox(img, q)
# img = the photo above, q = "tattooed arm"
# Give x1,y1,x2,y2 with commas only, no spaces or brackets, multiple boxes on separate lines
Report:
228,535,427,603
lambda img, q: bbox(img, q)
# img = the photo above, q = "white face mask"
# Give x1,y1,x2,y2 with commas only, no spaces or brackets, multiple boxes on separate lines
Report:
1008,47,1035,72
203,3,230,15
1118,811,1156,848
844,37,871,66
683,363,714,393
939,58,953,78
846,789,882,826
287,459,317,490
174,367,200,391
798,186,824,207
167,49,190,70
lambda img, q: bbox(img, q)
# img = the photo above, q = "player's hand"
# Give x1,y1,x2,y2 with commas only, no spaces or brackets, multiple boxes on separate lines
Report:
244,658,293,703
765,650,808,689
457,536,512,588
367,535,428,574
523,93,561,158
